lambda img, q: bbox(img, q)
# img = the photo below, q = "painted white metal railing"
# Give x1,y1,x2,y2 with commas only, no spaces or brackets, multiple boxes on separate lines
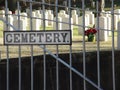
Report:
0,0,118,90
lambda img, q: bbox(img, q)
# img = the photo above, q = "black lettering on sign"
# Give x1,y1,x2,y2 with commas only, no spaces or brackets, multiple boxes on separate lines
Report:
29,33,36,42
4,30,71,45
21,33,28,43
54,33,61,42
6,34,12,43
46,33,52,42
14,34,20,43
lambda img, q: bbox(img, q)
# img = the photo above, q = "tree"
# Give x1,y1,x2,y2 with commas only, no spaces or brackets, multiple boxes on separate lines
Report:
98,0,105,11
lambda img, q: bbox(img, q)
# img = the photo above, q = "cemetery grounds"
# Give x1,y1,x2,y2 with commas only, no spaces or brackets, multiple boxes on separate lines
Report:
0,21,117,59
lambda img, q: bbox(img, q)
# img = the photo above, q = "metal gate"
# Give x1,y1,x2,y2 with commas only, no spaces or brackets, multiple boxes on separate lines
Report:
0,0,119,90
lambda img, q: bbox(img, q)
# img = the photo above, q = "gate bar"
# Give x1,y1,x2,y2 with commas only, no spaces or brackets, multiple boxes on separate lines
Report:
29,0,34,90
17,1,22,90
41,0,47,90
96,1,101,89
111,0,116,90
82,0,87,90
40,45,103,90
68,0,73,90
55,0,59,90
5,0,9,90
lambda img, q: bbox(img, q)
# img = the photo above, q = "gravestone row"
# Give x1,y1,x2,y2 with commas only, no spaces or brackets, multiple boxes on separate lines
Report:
1,9,120,48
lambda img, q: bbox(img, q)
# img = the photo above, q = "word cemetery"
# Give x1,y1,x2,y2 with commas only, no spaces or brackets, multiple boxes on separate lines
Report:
4,30,72,45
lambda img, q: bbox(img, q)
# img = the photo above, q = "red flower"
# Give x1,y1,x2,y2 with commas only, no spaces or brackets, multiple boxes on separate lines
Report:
85,28,97,36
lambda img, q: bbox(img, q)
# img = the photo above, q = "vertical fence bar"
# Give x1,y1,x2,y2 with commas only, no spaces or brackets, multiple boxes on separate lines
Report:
18,45,22,90
29,0,34,90
6,46,9,90
111,0,116,90
5,0,9,90
41,0,46,90
17,1,22,90
30,41,34,90
55,0,59,90
82,0,86,90
96,1,101,89
68,0,72,90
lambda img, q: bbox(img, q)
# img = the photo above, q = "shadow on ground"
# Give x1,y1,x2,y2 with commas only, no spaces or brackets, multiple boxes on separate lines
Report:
0,50,120,90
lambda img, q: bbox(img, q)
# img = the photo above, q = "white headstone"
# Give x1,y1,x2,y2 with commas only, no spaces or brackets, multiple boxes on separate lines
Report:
114,15,119,30
85,11,93,14
21,13,28,29
78,14,90,35
61,17,73,31
35,10,40,15
72,10,78,24
103,11,111,17
47,10,53,14
32,12,41,30
72,10,77,15
15,10,21,14
59,10,66,14
95,16,108,41
114,9,120,19
53,17,62,30
40,12,49,27
0,10,5,18
89,13,95,25
13,19,26,30
4,16,13,31
26,8,30,16
106,16,112,36
8,11,12,15
58,11,68,18
32,19,40,30
53,16,73,30
47,11,54,26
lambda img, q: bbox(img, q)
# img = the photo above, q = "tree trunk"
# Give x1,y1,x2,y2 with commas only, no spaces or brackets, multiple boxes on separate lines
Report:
98,0,105,16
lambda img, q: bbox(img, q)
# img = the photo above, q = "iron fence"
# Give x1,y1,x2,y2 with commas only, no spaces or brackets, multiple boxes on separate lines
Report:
0,0,119,90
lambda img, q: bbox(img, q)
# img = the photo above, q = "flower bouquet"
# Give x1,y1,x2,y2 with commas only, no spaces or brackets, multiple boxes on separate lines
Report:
85,28,97,42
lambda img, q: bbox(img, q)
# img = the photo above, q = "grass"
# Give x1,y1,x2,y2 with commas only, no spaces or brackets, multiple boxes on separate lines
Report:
0,30,3,38
0,28,117,59
0,21,3,38
0,13,118,59
0,24,83,59
40,26,54,30
0,22,80,37
0,35,117,59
